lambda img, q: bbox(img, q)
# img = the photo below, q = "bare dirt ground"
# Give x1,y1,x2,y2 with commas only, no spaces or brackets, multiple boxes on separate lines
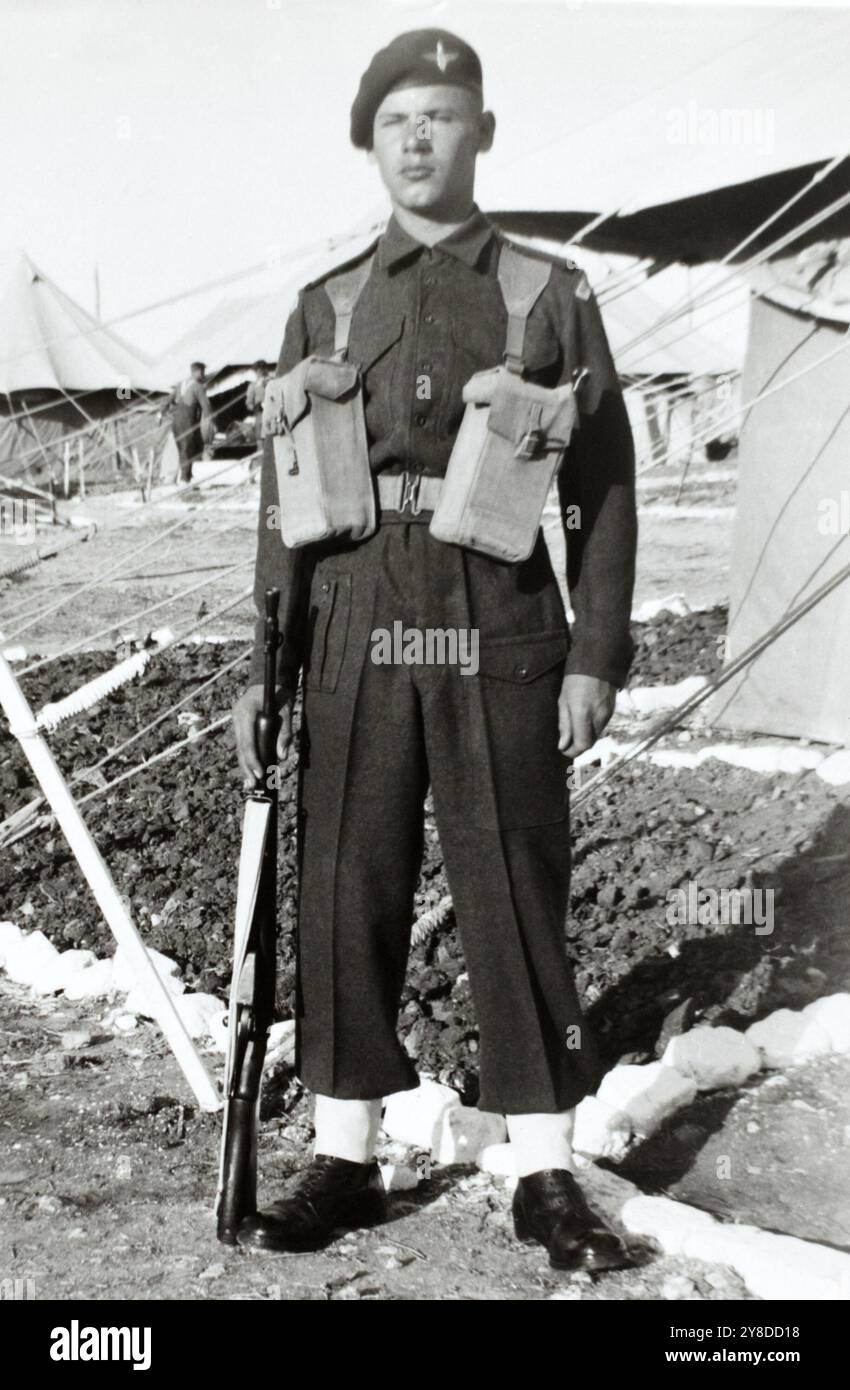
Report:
1,979,755,1303
2,448,850,1301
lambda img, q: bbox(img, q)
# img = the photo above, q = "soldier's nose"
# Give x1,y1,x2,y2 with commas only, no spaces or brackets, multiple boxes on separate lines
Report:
402,117,432,150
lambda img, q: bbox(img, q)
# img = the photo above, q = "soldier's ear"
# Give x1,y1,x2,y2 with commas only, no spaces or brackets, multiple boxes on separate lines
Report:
478,110,496,154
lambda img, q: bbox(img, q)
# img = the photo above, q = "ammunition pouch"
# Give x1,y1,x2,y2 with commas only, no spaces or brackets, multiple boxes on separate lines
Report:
429,365,578,562
263,355,375,548
263,253,378,549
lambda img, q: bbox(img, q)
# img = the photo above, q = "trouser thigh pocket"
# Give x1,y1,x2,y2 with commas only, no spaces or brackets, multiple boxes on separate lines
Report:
474,631,570,830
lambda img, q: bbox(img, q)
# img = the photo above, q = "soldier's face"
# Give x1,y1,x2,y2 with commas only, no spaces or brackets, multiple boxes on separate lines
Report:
370,84,494,216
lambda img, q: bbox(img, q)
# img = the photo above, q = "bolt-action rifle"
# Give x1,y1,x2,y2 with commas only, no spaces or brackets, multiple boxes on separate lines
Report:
216,587,281,1244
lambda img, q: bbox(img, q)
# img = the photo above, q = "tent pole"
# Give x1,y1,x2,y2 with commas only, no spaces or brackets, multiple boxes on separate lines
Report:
0,652,221,1113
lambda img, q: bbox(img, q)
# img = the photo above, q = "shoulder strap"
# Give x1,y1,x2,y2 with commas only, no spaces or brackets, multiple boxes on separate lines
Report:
323,253,376,356
496,243,552,374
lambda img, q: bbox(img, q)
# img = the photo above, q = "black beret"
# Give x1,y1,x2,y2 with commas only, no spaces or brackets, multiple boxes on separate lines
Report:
350,29,483,150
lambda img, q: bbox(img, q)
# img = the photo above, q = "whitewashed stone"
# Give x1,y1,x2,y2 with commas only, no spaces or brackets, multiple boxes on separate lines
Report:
633,594,691,622
662,1026,761,1091
802,994,850,1053
682,1223,850,1301
112,1013,138,1033
174,992,223,1039
621,1194,717,1256
206,1009,229,1052
745,1009,832,1067
597,1062,697,1137
572,1096,634,1161
647,749,700,770
378,1163,419,1193
433,1107,506,1165
267,1019,296,1065
382,1079,461,1151
816,750,850,786
477,1142,516,1177
63,958,117,1001
628,675,708,716
124,971,186,1016
0,921,23,967
60,1029,94,1051
698,744,824,775
3,930,59,987
32,949,97,997
112,944,181,992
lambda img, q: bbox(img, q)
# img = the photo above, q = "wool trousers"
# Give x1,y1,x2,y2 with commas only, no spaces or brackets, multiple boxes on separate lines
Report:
291,516,603,1114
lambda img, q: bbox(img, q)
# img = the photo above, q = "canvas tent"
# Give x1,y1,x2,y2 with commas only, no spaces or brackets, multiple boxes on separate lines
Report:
706,240,850,745
0,253,168,492
478,2,850,263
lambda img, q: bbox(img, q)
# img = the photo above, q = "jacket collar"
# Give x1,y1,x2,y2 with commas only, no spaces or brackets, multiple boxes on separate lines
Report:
376,205,495,271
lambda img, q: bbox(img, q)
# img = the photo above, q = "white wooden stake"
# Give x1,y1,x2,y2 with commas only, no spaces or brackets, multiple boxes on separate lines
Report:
63,442,71,498
0,653,221,1112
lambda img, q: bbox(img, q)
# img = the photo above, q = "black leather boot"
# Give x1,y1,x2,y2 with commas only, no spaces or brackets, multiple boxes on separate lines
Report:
513,1169,638,1272
237,1154,387,1253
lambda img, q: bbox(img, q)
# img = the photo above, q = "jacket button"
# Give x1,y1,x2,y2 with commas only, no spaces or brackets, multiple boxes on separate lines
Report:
514,663,528,678
321,582,330,593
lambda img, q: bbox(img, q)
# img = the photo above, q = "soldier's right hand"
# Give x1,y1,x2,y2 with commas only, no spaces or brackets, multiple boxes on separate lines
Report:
232,684,295,789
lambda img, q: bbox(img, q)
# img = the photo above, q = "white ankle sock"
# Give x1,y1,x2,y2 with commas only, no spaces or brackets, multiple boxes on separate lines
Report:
313,1095,382,1165
505,1110,577,1178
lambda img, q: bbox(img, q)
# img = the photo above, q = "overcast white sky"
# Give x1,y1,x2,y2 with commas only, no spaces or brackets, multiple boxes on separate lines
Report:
2,0,847,352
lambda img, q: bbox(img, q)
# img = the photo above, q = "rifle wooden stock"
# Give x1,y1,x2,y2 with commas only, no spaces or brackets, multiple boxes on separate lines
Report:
216,588,281,1245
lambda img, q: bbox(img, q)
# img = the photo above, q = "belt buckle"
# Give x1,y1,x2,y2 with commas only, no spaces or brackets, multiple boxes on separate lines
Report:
399,471,422,516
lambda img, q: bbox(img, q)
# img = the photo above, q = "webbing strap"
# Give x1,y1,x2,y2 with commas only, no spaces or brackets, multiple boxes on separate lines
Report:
497,243,552,374
323,255,375,356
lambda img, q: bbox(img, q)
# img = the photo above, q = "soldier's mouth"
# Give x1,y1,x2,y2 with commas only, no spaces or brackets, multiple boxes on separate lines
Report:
401,166,434,180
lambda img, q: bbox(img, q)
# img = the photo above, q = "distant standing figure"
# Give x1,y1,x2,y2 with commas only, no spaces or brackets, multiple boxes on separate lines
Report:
245,360,270,445
159,361,214,483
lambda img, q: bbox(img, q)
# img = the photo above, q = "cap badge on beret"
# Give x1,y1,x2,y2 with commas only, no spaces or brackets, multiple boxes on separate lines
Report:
425,40,459,73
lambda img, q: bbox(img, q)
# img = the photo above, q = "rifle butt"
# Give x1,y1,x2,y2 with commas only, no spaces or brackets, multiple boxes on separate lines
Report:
216,1097,259,1245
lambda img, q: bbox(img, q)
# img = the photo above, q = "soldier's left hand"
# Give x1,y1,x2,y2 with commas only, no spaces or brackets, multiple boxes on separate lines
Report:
557,674,617,759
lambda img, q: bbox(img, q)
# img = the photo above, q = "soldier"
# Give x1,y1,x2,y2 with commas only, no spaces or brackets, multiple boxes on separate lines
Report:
232,28,639,1272
158,360,214,484
245,360,270,445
